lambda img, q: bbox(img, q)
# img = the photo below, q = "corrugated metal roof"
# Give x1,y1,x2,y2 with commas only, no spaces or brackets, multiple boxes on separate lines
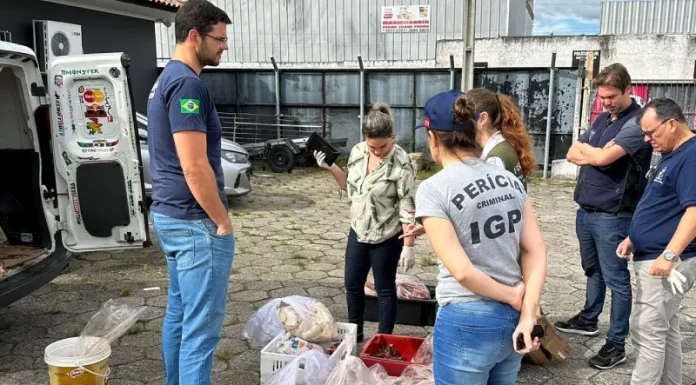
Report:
600,0,696,35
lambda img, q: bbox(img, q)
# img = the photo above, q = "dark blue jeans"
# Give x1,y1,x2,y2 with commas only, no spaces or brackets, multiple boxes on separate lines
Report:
576,208,632,349
344,229,402,334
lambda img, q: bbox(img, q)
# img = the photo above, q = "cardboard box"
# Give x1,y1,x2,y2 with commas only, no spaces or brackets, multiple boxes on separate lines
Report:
524,314,572,365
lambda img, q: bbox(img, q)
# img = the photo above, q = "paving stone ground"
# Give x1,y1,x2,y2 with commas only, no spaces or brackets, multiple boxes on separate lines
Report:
2,168,696,385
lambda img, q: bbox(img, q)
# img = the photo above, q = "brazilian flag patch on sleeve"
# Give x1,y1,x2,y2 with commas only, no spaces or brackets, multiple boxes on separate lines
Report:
180,99,200,114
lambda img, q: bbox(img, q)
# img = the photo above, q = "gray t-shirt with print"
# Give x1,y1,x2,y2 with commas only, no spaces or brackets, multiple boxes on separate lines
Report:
415,159,527,306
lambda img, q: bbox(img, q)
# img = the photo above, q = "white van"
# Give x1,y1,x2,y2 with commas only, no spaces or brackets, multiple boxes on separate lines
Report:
0,42,150,308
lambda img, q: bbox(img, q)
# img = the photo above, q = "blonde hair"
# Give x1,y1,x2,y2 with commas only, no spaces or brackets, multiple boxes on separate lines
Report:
363,103,395,139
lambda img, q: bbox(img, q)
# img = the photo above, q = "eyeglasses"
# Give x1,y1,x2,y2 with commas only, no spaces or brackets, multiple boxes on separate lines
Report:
201,34,228,44
641,119,672,138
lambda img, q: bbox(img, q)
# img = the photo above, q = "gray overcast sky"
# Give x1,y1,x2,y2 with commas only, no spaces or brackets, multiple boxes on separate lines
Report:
533,0,603,35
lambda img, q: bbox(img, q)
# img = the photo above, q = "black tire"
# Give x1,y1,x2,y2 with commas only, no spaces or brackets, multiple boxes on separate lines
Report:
267,145,295,173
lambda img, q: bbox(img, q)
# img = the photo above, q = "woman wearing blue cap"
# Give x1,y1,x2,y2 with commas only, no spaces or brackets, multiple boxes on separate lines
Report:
414,90,548,384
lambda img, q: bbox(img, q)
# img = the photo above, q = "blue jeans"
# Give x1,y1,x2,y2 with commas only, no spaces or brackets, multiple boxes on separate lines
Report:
151,212,236,385
344,229,402,334
576,208,632,348
433,300,522,385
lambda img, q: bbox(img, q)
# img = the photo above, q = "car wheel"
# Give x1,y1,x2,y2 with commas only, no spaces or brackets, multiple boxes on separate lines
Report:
267,145,295,173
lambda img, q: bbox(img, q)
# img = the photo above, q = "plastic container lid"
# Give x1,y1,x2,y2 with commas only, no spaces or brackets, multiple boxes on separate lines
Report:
44,337,111,368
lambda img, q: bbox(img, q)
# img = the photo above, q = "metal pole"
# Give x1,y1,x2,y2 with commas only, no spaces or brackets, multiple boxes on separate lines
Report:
449,54,455,90
461,0,476,92
579,52,595,138
543,52,556,179
358,55,364,142
271,57,281,139
572,58,586,142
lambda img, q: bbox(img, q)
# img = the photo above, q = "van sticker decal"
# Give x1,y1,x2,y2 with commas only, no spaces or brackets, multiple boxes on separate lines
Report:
61,69,98,76
66,91,76,129
78,139,119,148
85,104,107,118
86,118,103,135
127,180,135,216
61,151,72,166
93,90,105,103
54,75,63,87
103,89,114,122
80,147,116,153
83,90,95,103
70,182,82,225
109,67,121,78
55,92,65,136
78,86,84,93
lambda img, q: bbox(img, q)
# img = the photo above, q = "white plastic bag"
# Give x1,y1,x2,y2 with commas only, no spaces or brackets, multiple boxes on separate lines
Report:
243,298,286,345
277,297,338,342
325,356,387,385
369,363,395,385
73,299,147,356
263,350,336,385
244,296,339,344
411,334,433,364
306,350,339,385
393,365,434,385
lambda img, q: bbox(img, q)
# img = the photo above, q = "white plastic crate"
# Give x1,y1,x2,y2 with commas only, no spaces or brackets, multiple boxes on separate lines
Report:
259,322,357,384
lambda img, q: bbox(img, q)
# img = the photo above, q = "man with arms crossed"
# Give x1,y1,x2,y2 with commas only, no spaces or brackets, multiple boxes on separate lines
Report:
555,63,653,369
618,98,696,385
146,1,234,384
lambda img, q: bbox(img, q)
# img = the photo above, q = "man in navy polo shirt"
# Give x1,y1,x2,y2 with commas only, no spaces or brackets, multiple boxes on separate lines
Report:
555,63,653,369
146,1,234,385
617,98,696,385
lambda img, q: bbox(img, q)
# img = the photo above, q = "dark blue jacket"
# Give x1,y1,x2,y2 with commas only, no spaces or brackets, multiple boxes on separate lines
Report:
574,102,651,215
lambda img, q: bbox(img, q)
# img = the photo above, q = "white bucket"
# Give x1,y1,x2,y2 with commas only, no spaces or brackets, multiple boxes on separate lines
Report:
44,337,111,385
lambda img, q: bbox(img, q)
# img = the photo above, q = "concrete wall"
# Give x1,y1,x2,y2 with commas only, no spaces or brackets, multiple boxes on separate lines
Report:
0,0,158,113
439,35,696,80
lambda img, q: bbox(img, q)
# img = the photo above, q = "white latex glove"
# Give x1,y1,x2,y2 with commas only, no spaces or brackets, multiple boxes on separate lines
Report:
668,263,687,295
313,150,331,170
399,246,415,272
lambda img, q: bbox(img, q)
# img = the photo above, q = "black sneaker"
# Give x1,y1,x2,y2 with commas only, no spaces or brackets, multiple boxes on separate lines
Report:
554,314,599,336
588,343,626,369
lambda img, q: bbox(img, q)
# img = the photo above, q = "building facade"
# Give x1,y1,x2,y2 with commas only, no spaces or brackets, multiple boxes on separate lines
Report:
155,0,534,67
600,0,696,35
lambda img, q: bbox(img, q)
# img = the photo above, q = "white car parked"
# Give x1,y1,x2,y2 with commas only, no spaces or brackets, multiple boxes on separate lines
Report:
135,113,252,199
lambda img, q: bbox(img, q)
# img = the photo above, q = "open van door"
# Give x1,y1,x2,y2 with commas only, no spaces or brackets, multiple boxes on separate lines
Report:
47,53,150,252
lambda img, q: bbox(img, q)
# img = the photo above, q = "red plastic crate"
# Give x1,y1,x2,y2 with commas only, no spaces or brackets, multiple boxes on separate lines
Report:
359,334,426,376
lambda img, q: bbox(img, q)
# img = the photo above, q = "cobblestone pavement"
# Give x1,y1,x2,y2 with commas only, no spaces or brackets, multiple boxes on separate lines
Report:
2,168,696,385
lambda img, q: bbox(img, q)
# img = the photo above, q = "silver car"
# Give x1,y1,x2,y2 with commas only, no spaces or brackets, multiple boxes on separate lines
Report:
136,113,252,198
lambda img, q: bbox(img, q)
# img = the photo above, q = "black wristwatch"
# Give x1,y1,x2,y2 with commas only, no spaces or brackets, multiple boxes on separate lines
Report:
664,249,679,262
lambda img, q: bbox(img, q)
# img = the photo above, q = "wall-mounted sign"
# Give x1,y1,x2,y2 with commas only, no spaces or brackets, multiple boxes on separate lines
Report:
572,50,601,77
381,5,431,33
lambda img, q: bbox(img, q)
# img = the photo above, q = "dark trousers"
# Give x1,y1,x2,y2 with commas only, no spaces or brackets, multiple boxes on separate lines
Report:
344,228,403,334
576,208,632,349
